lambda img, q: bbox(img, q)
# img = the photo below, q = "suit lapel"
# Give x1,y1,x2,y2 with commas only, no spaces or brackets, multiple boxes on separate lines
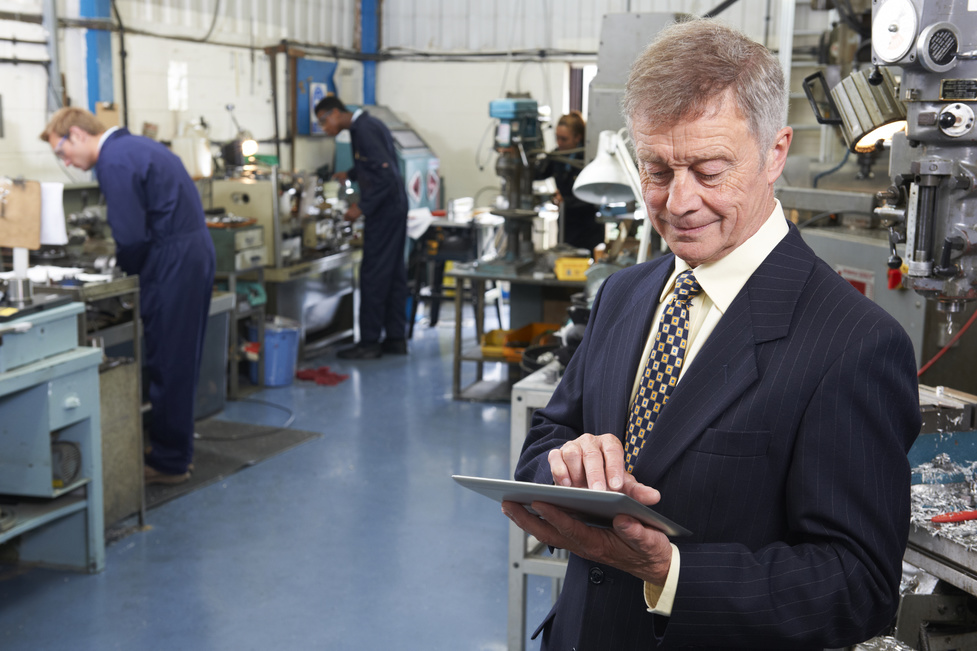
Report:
634,225,815,485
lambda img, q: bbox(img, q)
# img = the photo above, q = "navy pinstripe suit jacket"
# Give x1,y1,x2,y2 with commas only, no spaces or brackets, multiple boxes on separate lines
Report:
516,224,921,650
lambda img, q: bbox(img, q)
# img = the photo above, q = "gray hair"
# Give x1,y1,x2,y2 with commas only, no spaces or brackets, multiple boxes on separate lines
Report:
623,17,787,154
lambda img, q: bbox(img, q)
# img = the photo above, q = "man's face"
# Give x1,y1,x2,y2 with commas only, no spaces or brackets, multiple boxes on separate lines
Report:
47,127,97,171
317,108,343,137
632,99,790,267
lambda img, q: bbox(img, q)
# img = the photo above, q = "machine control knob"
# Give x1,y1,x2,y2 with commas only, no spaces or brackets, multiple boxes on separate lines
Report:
938,103,975,137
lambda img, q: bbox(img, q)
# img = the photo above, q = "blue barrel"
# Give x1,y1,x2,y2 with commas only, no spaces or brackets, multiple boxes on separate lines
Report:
249,316,301,387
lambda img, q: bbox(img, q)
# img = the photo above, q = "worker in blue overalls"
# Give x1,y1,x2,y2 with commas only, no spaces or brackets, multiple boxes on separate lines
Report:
315,96,408,360
42,107,216,485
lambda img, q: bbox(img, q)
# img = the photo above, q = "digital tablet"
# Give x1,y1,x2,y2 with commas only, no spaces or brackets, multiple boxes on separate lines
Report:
453,475,691,537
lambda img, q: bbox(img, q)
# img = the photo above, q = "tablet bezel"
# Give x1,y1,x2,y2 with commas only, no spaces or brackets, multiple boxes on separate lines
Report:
453,475,691,537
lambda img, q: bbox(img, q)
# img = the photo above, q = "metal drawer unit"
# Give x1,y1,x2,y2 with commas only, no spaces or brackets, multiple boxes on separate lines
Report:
0,331,104,573
0,302,84,373
208,224,267,273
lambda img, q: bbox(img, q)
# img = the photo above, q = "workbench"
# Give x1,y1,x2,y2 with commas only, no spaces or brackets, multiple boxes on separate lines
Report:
447,264,584,401
260,248,358,359
0,303,104,572
508,361,565,650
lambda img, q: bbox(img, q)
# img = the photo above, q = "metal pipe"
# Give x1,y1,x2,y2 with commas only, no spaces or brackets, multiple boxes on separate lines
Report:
0,36,47,45
41,0,62,111
704,0,741,18
0,58,49,66
110,0,129,128
269,46,281,164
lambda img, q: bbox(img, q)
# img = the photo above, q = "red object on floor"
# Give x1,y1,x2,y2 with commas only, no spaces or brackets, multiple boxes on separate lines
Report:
296,366,350,386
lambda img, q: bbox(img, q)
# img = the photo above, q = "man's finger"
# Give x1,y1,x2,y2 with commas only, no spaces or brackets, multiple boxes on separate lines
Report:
599,435,626,491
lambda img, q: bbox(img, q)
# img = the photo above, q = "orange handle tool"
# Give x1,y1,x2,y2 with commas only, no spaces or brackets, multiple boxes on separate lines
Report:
931,510,977,523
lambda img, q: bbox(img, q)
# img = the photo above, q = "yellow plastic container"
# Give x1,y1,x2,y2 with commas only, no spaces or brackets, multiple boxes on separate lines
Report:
480,323,561,362
554,256,591,281
480,329,509,359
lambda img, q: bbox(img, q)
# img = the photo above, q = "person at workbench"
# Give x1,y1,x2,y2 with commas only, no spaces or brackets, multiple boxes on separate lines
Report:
41,107,216,486
535,111,605,252
316,95,408,360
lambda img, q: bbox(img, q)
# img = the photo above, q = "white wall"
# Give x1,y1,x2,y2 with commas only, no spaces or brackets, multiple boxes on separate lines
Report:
0,1,839,191
378,59,571,206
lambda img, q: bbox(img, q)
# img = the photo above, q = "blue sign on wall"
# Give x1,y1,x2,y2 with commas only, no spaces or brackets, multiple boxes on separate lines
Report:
296,59,338,136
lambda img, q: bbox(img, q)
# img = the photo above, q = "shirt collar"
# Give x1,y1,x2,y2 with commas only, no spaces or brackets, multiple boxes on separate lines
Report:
351,108,364,123
661,200,789,313
97,126,121,153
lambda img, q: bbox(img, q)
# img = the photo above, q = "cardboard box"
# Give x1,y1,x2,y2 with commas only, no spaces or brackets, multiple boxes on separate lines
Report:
95,102,120,129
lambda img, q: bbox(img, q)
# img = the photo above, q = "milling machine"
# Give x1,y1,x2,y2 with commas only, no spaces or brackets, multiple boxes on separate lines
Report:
804,3,977,647
476,97,545,274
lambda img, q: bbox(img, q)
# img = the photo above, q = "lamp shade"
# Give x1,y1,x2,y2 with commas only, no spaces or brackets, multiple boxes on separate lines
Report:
830,67,907,153
573,130,636,205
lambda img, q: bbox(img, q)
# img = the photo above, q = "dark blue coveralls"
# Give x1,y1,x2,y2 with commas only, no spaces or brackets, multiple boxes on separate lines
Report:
347,111,408,344
96,128,216,475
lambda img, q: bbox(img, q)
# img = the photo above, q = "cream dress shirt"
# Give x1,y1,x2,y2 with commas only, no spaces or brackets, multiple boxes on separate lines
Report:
631,201,789,616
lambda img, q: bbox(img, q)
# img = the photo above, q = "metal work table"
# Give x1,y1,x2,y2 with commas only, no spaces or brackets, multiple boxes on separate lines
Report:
905,387,977,599
508,361,565,650
36,276,145,528
447,264,584,401
37,274,141,357
257,248,359,359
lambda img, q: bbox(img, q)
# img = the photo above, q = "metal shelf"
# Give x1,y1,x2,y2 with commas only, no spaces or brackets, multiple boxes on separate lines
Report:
0,495,87,545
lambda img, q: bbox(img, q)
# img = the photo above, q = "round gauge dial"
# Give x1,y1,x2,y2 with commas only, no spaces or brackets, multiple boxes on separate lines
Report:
873,0,918,63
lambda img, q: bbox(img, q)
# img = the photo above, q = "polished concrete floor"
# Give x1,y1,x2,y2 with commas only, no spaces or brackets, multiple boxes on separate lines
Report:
0,304,555,650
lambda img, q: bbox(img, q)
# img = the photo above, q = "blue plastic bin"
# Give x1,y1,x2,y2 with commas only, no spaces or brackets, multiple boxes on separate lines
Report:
249,316,301,387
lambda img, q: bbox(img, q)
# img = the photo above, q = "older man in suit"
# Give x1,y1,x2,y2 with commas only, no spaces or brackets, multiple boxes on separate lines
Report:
505,18,921,650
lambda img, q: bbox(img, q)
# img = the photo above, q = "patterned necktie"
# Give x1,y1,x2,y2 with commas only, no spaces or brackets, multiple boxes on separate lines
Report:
625,270,702,473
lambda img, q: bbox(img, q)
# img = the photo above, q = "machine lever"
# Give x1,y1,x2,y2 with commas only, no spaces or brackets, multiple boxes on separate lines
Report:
934,236,965,278
887,227,904,270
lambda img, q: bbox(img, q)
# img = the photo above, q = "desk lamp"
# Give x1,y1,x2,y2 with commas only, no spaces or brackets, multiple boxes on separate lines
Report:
572,130,654,263
222,104,258,170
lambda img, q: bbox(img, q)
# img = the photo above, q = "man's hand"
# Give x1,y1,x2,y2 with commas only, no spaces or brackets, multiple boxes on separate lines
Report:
503,432,672,585
333,171,348,183
502,482,673,585
344,204,362,221
548,433,633,493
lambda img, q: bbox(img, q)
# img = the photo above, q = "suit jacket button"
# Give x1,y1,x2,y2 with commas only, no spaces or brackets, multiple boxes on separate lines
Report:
589,567,604,584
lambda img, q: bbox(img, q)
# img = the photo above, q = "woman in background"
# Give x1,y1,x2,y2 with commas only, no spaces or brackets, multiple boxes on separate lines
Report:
536,111,605,252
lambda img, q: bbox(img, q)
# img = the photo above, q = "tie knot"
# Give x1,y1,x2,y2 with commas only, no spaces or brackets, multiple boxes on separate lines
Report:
672,270,701,304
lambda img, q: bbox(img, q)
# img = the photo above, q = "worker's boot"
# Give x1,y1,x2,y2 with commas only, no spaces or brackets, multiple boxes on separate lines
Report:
381,339,408,355
336,342,383,359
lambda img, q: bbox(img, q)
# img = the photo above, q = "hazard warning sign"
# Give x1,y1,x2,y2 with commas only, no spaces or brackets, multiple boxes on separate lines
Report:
408,171,422,204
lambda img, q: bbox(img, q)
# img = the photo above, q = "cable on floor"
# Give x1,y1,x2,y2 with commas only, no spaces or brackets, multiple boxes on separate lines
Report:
194,397,296,441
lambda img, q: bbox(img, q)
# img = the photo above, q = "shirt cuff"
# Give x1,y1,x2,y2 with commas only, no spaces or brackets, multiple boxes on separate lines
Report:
644,543,680,616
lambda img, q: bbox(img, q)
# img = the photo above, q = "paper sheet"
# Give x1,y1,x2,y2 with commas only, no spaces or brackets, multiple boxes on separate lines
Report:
40,182,68,246
407,207,433,240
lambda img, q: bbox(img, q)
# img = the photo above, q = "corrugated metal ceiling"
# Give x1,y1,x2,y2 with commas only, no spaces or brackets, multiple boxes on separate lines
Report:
61,0,786,54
